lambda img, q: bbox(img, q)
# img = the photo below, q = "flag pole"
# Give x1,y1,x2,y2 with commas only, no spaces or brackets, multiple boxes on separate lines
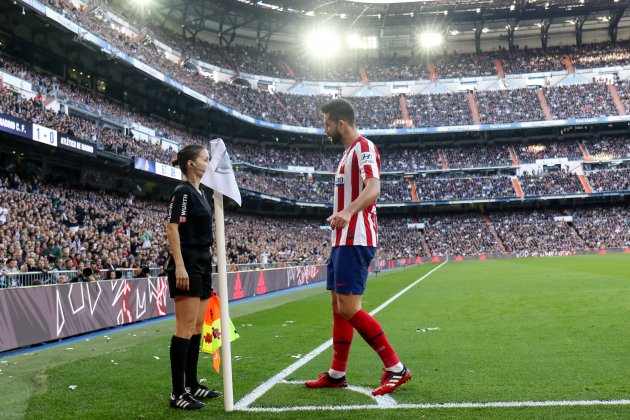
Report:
213,192,234,411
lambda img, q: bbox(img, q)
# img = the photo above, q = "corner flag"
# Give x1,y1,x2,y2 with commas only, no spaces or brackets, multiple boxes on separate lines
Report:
201,138,241,206
199,137,240,411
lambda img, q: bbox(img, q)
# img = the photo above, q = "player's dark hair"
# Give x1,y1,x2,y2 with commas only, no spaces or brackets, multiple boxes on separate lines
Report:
172,144,206,175
320,98,355,126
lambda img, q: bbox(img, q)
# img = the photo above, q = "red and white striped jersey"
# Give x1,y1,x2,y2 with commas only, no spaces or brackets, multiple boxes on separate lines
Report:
332,136,381,247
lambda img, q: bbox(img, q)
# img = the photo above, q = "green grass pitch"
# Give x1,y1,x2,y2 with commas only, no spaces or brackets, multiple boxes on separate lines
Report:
1,254,629,419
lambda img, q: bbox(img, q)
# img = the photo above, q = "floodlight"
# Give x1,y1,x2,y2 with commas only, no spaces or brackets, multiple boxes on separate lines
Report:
419,32,443,48
306,30,340,56
346,33,361,48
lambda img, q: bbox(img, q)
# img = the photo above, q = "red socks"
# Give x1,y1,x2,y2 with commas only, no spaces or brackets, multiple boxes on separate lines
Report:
349,309,400,368
331,313,354,372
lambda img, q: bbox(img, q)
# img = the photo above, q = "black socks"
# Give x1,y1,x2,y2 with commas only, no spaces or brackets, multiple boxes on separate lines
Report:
185,333,202,388
170,335,190,396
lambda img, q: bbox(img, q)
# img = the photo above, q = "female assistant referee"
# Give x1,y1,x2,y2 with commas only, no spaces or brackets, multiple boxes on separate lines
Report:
166,144,222,410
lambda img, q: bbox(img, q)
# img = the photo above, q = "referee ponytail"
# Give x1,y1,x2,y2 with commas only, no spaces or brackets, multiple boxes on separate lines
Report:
173,144,206,175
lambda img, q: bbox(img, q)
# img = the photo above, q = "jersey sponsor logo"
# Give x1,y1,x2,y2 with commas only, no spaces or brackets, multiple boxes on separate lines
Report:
179,216,187,223
361,152,375,164
181,194,188,216
335,176,344,185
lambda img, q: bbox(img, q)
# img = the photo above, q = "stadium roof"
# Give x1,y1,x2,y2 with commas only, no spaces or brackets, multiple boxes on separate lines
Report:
170,0,628,25
142,0,630,49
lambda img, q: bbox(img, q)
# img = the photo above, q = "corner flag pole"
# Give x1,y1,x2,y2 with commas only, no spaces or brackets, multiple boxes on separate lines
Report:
201,138,241,412
213,191,234,411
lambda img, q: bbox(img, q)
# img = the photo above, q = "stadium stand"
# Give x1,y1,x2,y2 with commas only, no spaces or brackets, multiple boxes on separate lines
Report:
54,0,630,82
1,165,627,288
475,88,546,124
0,0,628,292
518,171,586,196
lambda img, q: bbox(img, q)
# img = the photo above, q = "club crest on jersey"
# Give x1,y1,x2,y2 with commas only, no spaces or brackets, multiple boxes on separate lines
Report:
361,152,375,163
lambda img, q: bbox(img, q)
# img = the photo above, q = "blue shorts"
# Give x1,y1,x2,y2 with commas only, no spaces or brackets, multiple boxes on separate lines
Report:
327,246,377,295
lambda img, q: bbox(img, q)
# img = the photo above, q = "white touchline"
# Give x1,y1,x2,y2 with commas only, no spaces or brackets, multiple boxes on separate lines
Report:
234,261,448,410
235,399,630,412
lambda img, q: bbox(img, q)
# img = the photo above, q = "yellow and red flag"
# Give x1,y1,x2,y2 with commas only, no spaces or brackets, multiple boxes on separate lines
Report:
201,291,240,373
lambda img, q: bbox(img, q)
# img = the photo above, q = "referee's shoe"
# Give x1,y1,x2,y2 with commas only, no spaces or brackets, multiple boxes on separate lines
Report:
170,392,206,410
187,384,223,399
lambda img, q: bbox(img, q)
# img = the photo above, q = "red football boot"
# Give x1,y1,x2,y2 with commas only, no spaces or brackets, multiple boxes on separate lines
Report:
304,372,348,388
372,366,412,396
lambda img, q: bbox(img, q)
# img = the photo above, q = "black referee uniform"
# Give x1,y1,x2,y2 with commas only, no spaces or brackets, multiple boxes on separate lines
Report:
167,182,213,299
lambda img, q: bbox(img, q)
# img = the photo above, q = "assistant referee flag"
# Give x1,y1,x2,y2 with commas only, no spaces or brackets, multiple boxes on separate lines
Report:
201,291,240,373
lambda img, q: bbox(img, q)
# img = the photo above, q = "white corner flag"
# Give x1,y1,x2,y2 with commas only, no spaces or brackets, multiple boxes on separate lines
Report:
201,138,242,206
200,138,240,411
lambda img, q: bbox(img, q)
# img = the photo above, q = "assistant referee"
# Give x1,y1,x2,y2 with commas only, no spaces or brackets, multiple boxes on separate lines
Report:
166,144,221,410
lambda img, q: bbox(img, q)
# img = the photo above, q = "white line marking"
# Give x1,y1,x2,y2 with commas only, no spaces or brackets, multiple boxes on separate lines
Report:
234,261,448,410
238,399,630,412
282,380,397,407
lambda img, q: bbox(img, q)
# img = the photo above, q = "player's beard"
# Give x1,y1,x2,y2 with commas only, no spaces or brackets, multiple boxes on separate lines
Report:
330,131,342,144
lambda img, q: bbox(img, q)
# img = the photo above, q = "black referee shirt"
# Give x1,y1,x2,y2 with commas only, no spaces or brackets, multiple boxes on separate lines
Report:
167,182,213,248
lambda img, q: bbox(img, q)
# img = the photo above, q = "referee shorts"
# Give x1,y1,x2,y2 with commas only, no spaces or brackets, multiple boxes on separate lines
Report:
167,248,213,300
326,246,377,295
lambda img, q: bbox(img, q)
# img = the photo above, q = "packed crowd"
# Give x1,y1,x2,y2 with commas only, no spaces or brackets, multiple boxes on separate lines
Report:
4,47,630,167
611,79,630,116
4,66,630,190
433,52,497,79
0,172,168,287
0,166,627,287
496,46,566,75
349,95,403,129
406,92,474,127
442,143,513,169
414,176,516,201
519,170,585,196
423,214,503,257
223,214,329,266
583,136,630,161
475,88,546,124
236,172,412,203
545,82,617,120
586,168,630,193
571,40,630,69
0,54,182,163
491,210,586,255
235,167,630,202
377,218,427,259
571,206,630,249
72,1,630,82
364,56,428,82
515,140,584,163
235,172,331,203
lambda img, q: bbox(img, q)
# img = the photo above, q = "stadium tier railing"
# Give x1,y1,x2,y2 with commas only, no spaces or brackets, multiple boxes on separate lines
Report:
0,269,159,288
